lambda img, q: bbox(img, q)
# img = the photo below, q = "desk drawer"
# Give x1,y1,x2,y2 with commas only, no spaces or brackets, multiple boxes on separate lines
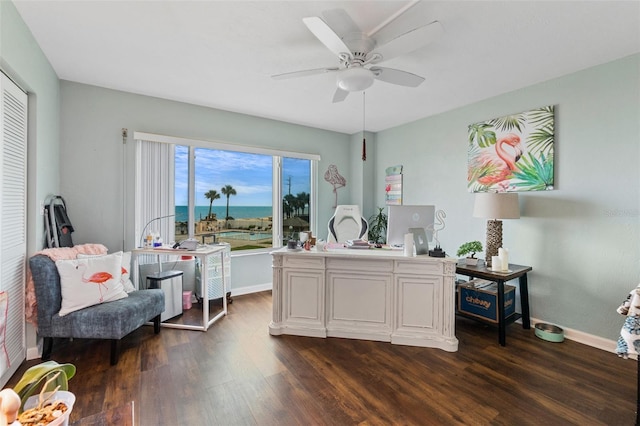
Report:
394,260,444,275
283,255,325,270
327,258,393,273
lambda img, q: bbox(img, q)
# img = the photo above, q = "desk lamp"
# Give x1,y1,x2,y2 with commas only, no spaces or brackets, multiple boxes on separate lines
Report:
473,193,520,268
139,214,175,248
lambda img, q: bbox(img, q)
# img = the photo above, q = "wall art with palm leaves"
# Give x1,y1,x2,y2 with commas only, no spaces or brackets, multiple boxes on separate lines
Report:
467,105,554,192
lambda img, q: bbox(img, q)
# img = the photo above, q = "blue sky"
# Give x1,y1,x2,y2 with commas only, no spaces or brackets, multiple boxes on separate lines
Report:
175,146,310,206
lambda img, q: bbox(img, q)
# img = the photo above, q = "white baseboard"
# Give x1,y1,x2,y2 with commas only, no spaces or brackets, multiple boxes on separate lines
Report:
231,282,272,297
26,345,40,361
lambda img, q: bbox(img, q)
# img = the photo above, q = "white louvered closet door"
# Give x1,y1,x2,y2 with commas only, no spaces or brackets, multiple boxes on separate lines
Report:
0,72,27,386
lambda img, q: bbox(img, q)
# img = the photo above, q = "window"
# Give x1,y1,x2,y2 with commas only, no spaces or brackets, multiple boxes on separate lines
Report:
282,157,312,241
135,132,317,253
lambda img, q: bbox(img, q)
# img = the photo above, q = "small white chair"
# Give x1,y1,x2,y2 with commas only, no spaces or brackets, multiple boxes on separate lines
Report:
327,205,369,243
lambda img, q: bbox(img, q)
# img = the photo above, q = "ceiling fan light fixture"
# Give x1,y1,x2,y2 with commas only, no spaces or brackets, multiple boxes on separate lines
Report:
337,67,374,92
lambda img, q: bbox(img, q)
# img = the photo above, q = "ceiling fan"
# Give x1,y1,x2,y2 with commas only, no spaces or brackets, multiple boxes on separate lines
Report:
272,9,444,103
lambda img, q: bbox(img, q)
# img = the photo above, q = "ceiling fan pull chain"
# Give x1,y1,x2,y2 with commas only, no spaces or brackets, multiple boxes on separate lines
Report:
362,92,367,162
362,138,366,161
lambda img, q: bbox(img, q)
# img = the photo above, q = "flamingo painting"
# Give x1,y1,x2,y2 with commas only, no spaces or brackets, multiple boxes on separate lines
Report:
468,106,555,192
76,264,113,302
476,133,523,188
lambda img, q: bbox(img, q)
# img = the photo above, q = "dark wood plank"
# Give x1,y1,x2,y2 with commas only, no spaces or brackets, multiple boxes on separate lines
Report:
70,401,133,426
6,291,636,425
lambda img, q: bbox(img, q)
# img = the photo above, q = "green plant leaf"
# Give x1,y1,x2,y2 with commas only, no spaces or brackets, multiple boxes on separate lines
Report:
512,152,554,191
468,123,496,148
457,241,483,258
527,126,554,156
525,106,555,156
488,113,527,133
368,207,388,243
526,105,555,127
12,361,76,412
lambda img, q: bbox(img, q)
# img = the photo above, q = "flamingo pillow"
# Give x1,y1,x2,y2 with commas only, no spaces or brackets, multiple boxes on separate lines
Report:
119,251,136,293
77,251,136,293
55,252,128,316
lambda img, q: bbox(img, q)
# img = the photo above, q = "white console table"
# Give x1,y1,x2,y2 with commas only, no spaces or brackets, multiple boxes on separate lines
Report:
132,245,227,331
270,248,458,352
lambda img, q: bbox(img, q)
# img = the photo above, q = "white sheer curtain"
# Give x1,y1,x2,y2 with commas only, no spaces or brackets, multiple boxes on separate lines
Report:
134,139,175,249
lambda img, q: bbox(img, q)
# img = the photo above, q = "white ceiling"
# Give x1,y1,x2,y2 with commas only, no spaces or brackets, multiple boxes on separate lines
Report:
13,1,640,134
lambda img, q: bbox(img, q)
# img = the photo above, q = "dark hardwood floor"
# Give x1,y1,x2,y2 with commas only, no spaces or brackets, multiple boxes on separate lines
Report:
7,291,637,425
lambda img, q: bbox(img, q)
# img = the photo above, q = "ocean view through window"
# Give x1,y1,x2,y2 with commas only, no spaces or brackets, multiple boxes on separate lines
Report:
175,145,312,251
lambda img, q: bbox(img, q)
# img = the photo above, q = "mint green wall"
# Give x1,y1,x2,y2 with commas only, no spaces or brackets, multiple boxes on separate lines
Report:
374,54,640,342
348,130,376,222
59,81,352,250
1,1,61,255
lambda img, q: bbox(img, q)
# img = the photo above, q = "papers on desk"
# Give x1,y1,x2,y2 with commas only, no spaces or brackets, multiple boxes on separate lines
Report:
346,240,372,249
150,246,189,251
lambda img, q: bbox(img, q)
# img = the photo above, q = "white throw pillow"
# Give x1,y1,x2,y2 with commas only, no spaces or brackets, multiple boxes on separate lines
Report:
77,251,136,293
56,252,128,316
117,251,136,293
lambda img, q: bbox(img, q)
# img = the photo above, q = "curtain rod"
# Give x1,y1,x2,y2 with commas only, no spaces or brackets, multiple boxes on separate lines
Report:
133,131,321,161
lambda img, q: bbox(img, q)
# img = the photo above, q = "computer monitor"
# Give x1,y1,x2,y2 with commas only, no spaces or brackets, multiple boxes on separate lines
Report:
386,205,436,247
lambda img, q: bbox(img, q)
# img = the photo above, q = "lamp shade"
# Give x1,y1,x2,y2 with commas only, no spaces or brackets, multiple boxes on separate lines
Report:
473,192,520,219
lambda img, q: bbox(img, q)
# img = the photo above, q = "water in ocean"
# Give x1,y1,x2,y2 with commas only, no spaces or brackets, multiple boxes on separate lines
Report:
175,205,272,222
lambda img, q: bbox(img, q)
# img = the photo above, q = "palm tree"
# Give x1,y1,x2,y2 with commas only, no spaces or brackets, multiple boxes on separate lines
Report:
283,194,296,218
221,184,237,221
204,189,220,220
296,192,310,215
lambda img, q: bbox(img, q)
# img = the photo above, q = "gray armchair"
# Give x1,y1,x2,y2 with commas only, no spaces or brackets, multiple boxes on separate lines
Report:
29,254,165,365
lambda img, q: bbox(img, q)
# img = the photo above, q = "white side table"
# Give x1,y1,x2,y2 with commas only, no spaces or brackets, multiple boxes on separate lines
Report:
133,245,228,331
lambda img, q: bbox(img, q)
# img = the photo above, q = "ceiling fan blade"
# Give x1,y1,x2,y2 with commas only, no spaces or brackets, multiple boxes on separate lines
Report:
373,21,444,63
272,67,339,80
303,16,352,58
332,88,349,103
322,9,360,38
370,67,425,87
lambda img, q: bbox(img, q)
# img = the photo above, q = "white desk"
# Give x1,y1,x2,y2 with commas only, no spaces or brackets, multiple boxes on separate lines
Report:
132,245,227,331
270,248,459,352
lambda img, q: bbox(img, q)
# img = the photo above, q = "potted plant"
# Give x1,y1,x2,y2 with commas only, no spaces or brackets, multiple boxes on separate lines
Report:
367,207,388,244
5,360,77,425
456,241,483,265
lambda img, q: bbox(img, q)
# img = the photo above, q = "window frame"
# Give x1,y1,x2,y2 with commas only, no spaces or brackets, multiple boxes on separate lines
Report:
134,132,319,254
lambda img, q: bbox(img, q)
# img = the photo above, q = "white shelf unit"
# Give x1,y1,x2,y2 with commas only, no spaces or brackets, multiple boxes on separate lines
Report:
195,243,231,301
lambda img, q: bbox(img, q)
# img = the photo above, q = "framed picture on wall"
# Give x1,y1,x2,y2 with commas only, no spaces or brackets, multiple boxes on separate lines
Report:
467,105,555,192
385,165,403,205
